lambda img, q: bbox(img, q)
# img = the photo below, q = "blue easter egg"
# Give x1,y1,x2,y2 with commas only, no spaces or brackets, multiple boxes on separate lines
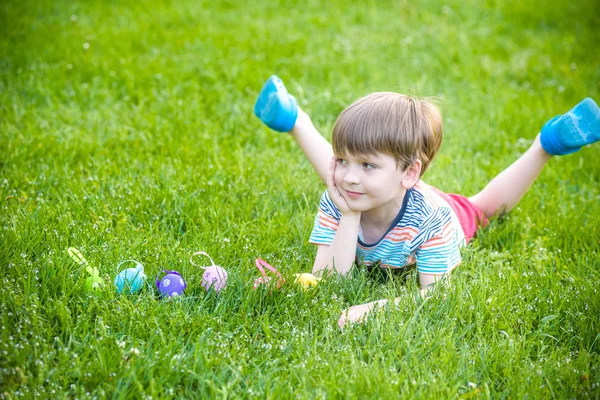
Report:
114,262,146,294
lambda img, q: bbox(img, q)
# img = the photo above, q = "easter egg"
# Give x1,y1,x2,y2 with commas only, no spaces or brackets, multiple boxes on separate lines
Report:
114,261,146,294
294,273,320,289
156,270,186,298
67,248,104,293
84,275,105,292
84,266,104,293
201,265,228,293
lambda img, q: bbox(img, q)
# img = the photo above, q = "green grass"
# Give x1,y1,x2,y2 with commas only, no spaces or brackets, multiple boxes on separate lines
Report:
1,0,600,398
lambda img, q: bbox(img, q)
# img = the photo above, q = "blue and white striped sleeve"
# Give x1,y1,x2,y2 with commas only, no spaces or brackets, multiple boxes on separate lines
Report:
308,190,342,246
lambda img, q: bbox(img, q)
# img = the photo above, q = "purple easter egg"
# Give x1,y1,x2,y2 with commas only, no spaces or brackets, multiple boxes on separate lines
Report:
201,265,228,293
157,270,186,298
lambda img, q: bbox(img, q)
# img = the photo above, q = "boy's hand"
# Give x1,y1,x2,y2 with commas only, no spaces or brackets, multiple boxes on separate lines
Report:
338,299,387,329
327,157,357,216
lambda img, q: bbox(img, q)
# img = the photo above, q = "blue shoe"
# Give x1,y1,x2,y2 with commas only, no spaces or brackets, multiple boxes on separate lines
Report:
254,75,298,132
540,97,600,155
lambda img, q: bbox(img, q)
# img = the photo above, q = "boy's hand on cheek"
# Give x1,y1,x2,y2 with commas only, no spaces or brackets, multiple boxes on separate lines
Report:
327,157,358,216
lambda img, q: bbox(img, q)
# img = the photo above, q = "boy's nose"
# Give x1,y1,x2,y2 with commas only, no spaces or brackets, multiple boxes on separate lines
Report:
342,168,360,185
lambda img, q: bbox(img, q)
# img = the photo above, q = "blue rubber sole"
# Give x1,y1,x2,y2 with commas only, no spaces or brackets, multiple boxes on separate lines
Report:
540,97,600,155
254,75,298,132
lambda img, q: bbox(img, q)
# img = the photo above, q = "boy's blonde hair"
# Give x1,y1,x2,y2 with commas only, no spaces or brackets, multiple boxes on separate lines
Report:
332,92,443,176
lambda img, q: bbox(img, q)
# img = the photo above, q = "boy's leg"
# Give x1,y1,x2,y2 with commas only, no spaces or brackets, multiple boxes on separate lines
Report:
469,98,600,218
290,110,333,185
468,134,551,218
254,75,333,185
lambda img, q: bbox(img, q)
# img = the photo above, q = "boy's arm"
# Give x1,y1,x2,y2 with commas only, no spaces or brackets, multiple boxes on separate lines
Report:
337,273,446,329
312,157,361,276
418,272,446,295
312,212,361,276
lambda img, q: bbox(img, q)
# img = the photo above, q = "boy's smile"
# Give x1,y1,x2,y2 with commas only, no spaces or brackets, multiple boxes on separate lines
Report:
344,189,364,198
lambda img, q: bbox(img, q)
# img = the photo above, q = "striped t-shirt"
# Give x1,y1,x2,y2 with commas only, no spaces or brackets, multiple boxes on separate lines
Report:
309,180,466,275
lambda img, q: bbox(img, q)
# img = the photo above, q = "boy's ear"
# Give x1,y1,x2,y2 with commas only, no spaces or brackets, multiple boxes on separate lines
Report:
401,160,422,189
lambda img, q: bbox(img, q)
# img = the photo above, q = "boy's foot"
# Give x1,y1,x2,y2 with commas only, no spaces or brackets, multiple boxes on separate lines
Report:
540,97,600,155
254,75,298,132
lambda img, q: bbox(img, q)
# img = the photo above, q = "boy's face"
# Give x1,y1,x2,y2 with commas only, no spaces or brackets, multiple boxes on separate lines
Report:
334,151,412,214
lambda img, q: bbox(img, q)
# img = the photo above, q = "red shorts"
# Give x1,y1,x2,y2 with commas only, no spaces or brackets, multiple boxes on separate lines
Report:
432,188,488,244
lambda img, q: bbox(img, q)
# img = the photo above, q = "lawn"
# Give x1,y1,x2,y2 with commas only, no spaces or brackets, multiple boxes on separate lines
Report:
1,0,599,398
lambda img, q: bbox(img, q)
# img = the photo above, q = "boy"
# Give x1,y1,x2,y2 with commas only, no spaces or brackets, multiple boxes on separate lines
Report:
254,75,600,328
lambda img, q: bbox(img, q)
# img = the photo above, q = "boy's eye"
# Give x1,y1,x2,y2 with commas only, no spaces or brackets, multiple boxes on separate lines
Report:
336,158,347,165
362,162,375,169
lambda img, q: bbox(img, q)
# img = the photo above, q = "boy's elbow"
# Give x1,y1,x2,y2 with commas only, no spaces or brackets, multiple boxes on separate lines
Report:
312,245,330,276
312,264,332,277
311,260,329,277
312,245,354,277
311,260,351,278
